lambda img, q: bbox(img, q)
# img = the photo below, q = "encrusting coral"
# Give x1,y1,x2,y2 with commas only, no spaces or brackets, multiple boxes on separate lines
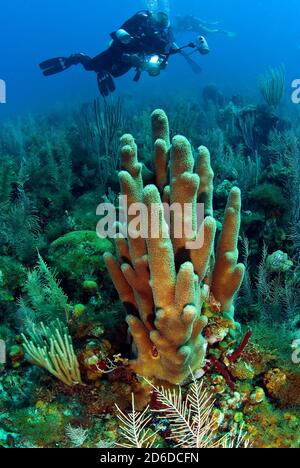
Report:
104,109,245,385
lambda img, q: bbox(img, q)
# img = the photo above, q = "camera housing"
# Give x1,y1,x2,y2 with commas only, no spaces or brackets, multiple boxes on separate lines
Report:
196,36,210,55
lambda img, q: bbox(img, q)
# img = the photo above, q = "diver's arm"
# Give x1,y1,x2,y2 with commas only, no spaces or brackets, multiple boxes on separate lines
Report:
193,17,234,36
167,27,181,54
196,23,235,36
197,24,219,34
196,17,220,27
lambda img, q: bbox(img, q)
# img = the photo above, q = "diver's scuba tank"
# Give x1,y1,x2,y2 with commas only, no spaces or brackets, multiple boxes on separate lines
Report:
114,29,133,45
196,36,210,55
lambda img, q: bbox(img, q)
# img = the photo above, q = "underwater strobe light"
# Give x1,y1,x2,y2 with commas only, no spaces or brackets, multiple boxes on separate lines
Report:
0,79,6,104
196,36,210,55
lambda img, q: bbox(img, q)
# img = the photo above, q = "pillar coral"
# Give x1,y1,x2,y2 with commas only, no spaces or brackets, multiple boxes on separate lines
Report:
104,109,245,385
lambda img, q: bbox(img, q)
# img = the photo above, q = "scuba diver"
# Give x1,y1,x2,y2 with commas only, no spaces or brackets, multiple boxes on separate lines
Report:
175,14,236,38
39,11,210,97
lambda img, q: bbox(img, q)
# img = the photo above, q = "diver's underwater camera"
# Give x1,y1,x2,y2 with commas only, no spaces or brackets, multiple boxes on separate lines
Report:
123,53,168,81
145,55,168,76
196,36,210,55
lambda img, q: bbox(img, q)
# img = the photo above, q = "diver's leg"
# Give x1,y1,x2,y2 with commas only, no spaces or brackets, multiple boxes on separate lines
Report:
88,50,119,97
70,53,93,70
89,48,132,96
88,47,131,75
86,50,110,72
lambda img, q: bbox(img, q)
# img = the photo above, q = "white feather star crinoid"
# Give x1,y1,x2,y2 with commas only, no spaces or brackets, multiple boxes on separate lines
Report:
151,377,221,448
116,375,251,449
151,376,250,448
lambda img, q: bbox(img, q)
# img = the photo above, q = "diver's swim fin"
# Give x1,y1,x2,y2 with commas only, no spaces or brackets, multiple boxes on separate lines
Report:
106,75,116,93
97,72,116,97
39,57,71,76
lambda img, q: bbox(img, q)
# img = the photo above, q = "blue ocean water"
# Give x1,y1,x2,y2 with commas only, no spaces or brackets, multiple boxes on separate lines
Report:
1,0,299,116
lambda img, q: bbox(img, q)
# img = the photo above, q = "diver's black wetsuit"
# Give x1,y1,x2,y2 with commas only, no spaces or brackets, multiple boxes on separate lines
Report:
40,10,177,96
85,10,176,76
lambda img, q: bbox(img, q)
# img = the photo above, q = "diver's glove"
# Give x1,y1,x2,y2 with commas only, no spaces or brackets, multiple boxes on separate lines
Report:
97,71,116,97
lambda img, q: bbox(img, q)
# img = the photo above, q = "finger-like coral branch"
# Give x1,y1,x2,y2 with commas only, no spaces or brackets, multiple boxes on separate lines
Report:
211,187,245,314
105,109,244,384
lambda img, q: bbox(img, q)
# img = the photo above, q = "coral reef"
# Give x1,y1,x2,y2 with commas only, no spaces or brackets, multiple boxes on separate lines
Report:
22,320,82,386
0,83,300,448
48,230,114,298
104,109,244,384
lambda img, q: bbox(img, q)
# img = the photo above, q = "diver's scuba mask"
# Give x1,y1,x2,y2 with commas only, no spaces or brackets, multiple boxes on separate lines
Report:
196,36,210,55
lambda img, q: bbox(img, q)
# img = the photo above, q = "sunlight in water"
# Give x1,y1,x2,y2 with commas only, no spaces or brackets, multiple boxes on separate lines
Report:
145,0,170,14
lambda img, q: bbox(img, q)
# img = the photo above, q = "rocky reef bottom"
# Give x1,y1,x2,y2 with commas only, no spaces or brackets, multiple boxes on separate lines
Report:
1,86,300,448
1,322,299,449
